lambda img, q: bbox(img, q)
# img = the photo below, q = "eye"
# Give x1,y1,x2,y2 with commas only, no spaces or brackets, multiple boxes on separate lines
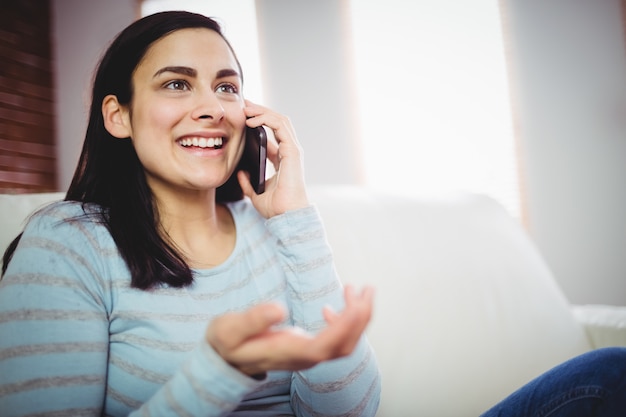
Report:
216,83,238,95
164,80,190,91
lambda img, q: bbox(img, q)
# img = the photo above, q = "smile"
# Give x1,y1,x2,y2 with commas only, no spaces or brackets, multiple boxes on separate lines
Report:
179,137,223,149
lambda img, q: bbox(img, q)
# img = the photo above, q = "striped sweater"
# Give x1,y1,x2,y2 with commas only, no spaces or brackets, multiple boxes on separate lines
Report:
0,199,380,416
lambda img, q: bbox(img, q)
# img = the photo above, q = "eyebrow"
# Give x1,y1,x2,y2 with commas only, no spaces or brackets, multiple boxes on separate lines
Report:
153,66,197,78
215,68,241,80
153,66,241,80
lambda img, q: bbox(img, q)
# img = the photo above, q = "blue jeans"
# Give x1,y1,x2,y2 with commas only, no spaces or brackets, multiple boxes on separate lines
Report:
481,347,626,417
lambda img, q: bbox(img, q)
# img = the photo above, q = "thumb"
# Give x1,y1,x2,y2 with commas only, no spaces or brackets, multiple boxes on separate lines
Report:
241,303,286,337
207,303,286,352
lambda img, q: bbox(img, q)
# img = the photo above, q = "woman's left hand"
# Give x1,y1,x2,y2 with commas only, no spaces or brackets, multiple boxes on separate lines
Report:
237,100,309,218
205,285,375,377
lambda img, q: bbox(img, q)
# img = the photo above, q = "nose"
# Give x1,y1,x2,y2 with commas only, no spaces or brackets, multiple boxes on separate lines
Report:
191,91,225,121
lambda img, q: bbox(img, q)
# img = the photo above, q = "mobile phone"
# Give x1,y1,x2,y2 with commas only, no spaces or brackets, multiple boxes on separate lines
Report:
243,125,267,194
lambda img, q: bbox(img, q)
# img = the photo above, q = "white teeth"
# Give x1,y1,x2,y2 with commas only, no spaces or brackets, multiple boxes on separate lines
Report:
179,137,223,148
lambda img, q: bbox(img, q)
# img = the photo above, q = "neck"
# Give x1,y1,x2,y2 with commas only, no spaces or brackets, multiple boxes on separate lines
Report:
153,188,236,269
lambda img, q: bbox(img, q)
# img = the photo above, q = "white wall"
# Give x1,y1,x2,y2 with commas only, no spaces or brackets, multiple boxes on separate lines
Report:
52,0,137,189
502,0,626,305
51,0,626,305
255,0,362,184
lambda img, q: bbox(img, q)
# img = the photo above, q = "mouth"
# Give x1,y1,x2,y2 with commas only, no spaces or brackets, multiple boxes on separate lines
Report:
178,137,224,150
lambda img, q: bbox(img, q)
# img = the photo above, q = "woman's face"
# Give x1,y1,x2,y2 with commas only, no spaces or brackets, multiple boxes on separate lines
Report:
123,28,246,197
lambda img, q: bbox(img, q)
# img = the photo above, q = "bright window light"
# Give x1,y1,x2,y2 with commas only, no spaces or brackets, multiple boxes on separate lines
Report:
141,0,264,102
141,0,520,218
349,0,520,218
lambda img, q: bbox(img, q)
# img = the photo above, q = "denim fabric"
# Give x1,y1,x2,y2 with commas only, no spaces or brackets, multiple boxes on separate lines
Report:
481,347,626,417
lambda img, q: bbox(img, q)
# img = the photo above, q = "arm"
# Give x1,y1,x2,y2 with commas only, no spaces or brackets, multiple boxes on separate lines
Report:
0,204,110,416
236,101,380,415
267,206,381,417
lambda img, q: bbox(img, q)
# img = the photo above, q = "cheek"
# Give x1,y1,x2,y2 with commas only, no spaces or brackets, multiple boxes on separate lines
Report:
227,105,248,161
132,95,183,128
234,130,246,163
148,101,183,126
127,100,182,162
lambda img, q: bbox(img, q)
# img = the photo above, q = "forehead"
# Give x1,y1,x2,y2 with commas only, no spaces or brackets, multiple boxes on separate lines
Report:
137,27,239,75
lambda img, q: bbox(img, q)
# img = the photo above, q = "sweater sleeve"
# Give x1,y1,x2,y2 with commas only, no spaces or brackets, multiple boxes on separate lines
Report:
0,205,111,416
266,206,381,417
130,342,264,416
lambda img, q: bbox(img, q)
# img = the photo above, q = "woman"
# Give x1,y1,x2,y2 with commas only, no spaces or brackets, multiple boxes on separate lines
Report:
0,11,380,416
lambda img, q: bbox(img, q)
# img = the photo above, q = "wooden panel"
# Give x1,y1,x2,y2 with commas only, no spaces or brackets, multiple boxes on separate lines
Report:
0,0,57,193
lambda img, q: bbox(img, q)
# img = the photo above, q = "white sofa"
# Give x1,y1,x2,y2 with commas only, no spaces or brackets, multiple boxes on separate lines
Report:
1,187,625,417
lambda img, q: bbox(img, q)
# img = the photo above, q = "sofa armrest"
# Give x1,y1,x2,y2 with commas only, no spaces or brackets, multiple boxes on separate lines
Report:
0,192,65,254
572,305,626,349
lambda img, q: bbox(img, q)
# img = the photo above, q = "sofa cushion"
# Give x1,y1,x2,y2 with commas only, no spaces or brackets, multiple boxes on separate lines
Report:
309,186,591,417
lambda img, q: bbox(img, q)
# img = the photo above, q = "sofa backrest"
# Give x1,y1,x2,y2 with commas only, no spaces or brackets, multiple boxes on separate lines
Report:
308,186,591,417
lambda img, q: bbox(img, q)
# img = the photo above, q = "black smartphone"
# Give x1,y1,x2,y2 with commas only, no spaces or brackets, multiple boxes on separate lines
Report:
243,125,267,194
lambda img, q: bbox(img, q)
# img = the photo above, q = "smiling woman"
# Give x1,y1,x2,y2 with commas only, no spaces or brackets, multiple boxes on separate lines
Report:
0,10,380,416
101,27,249,204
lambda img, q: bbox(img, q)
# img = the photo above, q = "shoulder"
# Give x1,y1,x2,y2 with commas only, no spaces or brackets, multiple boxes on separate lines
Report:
226,198,260,217
226,198,265,227
5,200,119,305
25,200,106,236
28,199,103,219
19,200,116,257
225,199,321,227
31,199,101,219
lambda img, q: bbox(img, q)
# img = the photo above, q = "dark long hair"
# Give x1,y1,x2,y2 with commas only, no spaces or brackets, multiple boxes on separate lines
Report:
3,11,250,288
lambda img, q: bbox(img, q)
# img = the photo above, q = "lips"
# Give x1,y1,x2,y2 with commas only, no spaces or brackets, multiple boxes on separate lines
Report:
178,137,223,149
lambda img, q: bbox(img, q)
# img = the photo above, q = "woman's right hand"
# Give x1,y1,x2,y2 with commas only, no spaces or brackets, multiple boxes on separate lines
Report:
238,101,310,218
204,285,374,377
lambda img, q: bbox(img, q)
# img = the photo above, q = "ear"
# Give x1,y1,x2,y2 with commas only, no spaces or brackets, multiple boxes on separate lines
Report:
102,95,131,139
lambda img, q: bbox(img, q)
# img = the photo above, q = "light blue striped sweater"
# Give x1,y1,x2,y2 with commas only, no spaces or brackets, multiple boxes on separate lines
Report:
0,199,380,416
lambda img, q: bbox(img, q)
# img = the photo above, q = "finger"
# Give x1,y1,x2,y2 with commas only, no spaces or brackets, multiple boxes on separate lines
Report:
243,303,286,335
244,115,296,174
244,102,275,129
208,303,285,351
243,306,286,351
315,318,368,359
244,99,264,116
265,135,280,172
351,286,375,328
314,286,375,357
228,326,319,374
237,170,254,197
322,305,340,324
244,105,298,147
344,285,375,312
